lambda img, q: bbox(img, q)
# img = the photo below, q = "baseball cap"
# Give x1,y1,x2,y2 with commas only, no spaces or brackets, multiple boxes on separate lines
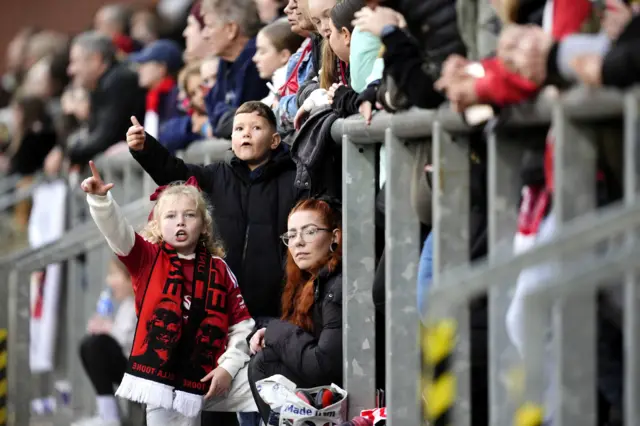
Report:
129,39,183,73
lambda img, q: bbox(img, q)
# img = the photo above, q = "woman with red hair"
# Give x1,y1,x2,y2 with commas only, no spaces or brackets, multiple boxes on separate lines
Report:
247,196,343,423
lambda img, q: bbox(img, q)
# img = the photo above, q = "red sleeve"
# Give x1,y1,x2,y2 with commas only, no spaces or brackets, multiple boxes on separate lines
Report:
117,233,159,314
552,0,592,40
474,57,540,107
215,258,252,325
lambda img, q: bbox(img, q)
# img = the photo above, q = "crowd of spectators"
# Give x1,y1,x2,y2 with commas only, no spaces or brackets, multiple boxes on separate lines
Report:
0,0,639,424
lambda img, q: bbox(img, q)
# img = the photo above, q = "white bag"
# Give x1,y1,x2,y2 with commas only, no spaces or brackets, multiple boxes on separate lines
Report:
256,375,348,426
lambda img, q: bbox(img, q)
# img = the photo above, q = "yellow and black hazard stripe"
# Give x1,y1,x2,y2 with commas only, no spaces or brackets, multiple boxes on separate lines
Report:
422,319,456,426
514,402,544,426
0,328,7,426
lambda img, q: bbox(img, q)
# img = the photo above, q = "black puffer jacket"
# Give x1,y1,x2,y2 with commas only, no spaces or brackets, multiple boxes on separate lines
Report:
397,0,468,71
67,63,145,165
263,264,343,387
131,135,303,319
381,0,466,109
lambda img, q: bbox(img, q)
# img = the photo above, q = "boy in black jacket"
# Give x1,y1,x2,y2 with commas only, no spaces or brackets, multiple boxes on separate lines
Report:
127,102,301,323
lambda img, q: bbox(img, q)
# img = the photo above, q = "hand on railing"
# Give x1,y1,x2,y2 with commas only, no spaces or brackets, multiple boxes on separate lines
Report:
80,161,114,196
127,116,146,151
570,54,603,87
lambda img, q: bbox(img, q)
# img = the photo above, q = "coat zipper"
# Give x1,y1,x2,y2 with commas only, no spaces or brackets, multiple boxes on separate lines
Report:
241,183,252,265
241,225,250,265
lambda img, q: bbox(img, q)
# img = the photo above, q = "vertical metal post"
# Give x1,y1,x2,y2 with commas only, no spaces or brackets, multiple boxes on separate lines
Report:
0,266,8,426
7,269,31,426
552,105,597,426
623,90,640,426
66,254,86,414
122,161,142,203
384,129,420,425
487,130,526,425
342,135,376,416
432,122,471,426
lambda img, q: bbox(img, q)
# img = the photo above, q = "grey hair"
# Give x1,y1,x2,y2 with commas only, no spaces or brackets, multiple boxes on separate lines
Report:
98,4,132,35
203,0,263,38
72,31,117,65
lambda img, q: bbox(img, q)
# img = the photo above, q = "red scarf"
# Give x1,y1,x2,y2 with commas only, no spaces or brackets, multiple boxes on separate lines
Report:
116,242,230,417
147,76,176,112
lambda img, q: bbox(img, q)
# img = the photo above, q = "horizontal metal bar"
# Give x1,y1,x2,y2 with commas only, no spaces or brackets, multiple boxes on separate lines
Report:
331,112,392,143
0,174,45,212
94,140,232,170
182,139,232,163
428,199,640,309
331,109,437,143
15,211,150,271
525,241,640,303
561,86,625,122
0,173,26,194
0,198,150,267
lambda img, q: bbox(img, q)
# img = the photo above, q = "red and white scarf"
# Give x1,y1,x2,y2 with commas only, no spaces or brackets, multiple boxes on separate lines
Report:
144,76,176,139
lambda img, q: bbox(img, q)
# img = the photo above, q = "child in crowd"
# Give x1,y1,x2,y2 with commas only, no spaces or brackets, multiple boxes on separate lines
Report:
128,100,334,426
71,259,136,426
294,0,364,129
127,102,306,334
200,56,220,92
159,61,208,153
81,161,257,425
129,39,184,138
253,18,305,107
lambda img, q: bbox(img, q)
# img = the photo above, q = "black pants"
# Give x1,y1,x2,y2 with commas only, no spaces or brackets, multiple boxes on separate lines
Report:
201,412,239,426
248,347,316,424
79,334,127,395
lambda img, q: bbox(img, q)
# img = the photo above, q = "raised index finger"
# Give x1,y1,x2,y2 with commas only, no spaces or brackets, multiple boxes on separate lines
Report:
88,160,102,181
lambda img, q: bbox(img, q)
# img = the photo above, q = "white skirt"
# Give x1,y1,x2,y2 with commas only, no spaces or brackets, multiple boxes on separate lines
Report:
145,364,258,426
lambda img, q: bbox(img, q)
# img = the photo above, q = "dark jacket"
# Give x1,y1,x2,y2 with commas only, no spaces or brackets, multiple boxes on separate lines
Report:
380,0,466,110
130,135,303,319
157,85,181,126
67,63,145,165
159,115,201,154
205,38,270,139
10,128,57,175
290,105,340,198
399,0,467,70
602,14,640,88
263,264,343,387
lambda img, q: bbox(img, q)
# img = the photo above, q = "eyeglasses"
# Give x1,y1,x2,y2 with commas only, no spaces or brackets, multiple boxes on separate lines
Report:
280,225,333,247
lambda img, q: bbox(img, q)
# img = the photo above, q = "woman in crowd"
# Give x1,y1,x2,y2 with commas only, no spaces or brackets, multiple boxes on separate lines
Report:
183,0,211,62
253,17,305,107
247,197,343,423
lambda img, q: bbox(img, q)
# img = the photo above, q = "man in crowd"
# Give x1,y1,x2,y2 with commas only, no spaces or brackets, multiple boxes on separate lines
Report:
46,31,146,170
200,0,270,138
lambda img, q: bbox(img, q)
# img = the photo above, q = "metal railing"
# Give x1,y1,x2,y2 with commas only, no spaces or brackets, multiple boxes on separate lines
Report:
0,86,638,426
423,86,640,426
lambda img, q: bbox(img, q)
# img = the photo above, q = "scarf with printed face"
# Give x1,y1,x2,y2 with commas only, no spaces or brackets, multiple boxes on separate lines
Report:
115,242,230,417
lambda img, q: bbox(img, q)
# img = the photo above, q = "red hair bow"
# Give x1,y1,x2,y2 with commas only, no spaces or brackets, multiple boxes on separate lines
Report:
147,177,201,221
149,176,201,202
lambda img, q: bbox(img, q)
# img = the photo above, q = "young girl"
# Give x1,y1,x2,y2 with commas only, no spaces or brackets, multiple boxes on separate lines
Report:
72,259,136,426
81,162,257,425
294,0,363,129
253,17,305,107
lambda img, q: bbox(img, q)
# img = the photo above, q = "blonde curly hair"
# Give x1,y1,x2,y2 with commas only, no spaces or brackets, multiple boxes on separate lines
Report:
140,183,225,258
